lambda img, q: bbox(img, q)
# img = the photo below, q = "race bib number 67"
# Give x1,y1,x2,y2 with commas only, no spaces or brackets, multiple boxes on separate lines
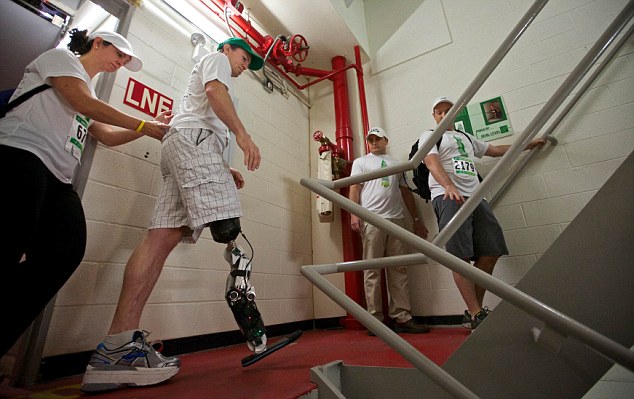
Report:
65,114,91,162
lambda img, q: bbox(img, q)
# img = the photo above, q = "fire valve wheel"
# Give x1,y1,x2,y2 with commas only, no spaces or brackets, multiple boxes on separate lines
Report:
290,34,309,63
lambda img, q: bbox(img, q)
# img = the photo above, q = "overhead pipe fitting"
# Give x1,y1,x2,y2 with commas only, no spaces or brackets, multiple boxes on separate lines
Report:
202,0,307,72
200,0,361,89
264,34,309,66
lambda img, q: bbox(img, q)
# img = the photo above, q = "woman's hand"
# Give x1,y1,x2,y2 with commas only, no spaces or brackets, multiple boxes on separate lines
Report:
155,110,174,125
140,120,170,141
136,111,173,141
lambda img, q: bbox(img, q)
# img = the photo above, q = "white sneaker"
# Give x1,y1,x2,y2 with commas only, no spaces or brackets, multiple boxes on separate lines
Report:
80,330,180,393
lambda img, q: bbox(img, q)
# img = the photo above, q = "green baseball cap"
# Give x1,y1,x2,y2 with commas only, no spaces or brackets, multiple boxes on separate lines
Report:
217,37,264,71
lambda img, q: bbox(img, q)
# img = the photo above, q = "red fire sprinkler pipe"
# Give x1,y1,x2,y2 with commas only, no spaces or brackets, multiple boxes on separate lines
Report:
332,56,364,330
354,46,370,141
202,0,267,45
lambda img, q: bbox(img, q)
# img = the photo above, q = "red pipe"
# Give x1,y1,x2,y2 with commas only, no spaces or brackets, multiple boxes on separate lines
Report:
354,46,369,141
292,64,356,89
354,46,372,155
267,61,346,92
203,0,267,45
331,56,364,330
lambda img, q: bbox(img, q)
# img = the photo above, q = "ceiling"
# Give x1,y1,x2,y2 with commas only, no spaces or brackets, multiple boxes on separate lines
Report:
54,0,368,71
232,0,367,71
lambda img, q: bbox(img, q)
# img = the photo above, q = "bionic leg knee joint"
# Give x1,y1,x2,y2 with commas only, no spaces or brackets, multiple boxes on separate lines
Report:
209,218,267,354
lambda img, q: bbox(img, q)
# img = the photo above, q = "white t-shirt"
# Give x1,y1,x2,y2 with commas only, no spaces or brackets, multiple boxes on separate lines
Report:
419,129,489,199
170,51,235,153
350,153,406,219
0,48,96,183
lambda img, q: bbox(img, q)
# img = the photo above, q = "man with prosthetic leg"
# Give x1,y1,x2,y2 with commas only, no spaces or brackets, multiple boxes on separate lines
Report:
81,38,299,393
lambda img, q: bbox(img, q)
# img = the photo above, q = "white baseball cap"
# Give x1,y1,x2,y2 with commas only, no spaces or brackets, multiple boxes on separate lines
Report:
88,31,143,72
432,96,454,111
366,127,387,140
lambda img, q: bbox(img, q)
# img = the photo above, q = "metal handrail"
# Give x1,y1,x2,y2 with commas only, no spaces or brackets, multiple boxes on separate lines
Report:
301,0,634,397
303,264,479,399
490,18,634,207
303,178,634,371
433,0,634,250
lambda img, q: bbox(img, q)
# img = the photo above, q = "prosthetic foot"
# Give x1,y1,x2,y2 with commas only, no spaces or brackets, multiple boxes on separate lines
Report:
241,330,302,367
210,218,302,366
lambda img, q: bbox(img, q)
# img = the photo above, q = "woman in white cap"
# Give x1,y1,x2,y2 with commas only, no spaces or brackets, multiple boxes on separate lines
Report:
0,28,171,358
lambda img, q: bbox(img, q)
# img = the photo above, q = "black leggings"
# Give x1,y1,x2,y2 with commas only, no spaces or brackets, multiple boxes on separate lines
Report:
0,145,86,357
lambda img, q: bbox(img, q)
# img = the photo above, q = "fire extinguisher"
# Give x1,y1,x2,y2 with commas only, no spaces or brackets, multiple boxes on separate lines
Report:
313,130,343,222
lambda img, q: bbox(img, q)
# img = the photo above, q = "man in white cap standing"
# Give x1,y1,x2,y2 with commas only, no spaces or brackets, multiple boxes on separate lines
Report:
420,97,545,330
349,127,431,335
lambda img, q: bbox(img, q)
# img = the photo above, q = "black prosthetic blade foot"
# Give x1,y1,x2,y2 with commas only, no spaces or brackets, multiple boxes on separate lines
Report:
241,330,302,367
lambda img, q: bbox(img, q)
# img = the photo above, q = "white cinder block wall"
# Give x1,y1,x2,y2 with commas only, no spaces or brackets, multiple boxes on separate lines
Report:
43,1,313,356
355,0,634,317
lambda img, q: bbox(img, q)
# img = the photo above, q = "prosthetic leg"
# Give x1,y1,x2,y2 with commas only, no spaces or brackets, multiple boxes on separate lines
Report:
209,218,302,367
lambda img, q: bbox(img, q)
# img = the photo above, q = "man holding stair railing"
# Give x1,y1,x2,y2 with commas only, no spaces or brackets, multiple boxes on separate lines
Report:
420,96,546,330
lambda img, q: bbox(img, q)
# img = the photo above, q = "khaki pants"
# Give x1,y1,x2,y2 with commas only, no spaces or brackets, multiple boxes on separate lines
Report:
361,218,412,324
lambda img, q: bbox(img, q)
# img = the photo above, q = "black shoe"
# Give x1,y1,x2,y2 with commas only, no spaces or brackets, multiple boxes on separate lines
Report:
393,319,430,334
462,310,473,329
471,307,491,330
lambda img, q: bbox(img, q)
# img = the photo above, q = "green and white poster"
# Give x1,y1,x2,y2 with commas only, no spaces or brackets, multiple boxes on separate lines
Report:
453,96,512,142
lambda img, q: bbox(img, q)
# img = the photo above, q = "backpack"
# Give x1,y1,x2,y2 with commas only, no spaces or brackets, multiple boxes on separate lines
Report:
406,129,482,202
0,84,51,118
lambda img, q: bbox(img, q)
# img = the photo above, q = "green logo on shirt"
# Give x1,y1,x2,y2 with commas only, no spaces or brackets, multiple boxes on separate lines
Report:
455,136,468,157
380,159,390,187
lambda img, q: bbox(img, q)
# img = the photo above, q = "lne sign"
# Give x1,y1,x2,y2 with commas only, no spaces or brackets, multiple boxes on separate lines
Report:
124,77,173,118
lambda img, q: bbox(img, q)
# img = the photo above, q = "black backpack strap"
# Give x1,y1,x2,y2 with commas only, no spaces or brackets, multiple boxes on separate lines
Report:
405,130,442,199
6,84,52,113
402,171,417,193
425,129,443,152
454,128,476,145
404,138,420,193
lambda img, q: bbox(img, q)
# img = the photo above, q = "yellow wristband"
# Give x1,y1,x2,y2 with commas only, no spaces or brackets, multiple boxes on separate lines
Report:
135,120,146,133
